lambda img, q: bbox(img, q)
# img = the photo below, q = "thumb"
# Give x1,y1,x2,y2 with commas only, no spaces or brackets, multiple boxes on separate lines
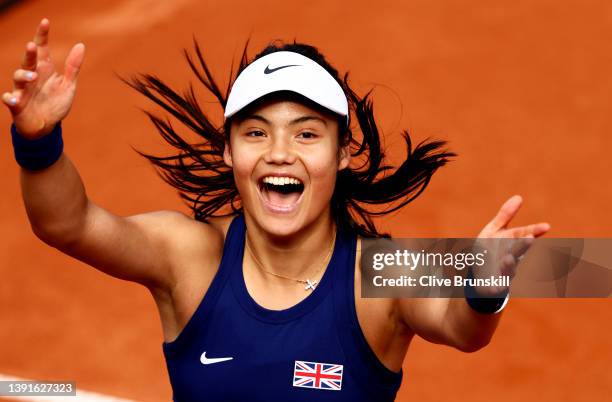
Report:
483,195,523,235
64,43,85,83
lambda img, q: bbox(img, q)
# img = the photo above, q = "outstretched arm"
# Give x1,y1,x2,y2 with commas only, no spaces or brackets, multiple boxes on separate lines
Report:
398,195,550,352
3,18,88,241
3,19,219,294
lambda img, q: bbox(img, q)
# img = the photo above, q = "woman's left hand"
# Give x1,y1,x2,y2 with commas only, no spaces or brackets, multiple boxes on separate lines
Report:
473,195,551,295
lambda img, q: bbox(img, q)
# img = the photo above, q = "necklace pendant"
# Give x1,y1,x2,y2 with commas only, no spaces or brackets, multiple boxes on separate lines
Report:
305,279,317,291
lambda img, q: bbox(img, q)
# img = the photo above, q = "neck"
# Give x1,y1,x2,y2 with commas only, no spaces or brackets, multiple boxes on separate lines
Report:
243,211,337,281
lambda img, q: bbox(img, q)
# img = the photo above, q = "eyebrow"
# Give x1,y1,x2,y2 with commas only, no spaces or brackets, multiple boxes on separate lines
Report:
241,114,328,127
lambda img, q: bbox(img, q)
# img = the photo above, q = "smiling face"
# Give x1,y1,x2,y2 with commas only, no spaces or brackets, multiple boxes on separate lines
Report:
223,93,350,238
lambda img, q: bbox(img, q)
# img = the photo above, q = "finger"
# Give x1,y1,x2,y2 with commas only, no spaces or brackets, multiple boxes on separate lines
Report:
2,91,21,111
63,43,85,83
506,222,551,238
532,222,551,237
34,18,51,60
484,195,523,233
21,41,38,70
12,69,38,90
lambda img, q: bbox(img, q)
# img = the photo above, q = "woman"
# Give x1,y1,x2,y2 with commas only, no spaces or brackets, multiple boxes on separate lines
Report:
4,19,550,401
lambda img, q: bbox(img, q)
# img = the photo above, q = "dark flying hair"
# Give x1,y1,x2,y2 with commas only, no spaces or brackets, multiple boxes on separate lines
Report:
124,39,456,238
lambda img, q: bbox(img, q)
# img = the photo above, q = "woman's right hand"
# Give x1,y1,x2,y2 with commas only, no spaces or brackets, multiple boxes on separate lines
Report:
2,18,85,139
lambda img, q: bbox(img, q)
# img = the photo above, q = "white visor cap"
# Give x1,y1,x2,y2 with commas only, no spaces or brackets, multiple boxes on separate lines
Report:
224,51,349,122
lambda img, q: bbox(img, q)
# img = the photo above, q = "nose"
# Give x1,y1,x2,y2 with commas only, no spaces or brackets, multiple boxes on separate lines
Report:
263,135,297,165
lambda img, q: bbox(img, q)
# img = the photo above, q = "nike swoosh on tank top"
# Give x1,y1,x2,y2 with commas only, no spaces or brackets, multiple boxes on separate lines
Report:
163,214,403,401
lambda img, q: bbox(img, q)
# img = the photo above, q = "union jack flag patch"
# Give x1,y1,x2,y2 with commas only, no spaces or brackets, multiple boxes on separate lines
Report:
293,360,343,391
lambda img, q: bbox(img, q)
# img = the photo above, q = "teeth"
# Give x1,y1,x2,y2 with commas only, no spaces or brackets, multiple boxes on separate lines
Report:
262,176,302,186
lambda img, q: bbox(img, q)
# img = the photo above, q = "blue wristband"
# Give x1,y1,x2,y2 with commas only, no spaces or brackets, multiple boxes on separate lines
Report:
464,268,510,314
11,122,64,171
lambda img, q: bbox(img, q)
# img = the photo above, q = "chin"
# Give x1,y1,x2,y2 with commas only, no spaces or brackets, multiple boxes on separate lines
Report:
244,198,325,240
248,204,308,238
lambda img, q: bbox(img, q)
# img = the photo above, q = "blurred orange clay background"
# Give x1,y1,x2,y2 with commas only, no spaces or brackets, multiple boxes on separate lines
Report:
0,0,610,401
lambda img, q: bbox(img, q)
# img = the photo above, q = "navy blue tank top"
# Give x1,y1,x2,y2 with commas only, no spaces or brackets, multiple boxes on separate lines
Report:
162,214,403,401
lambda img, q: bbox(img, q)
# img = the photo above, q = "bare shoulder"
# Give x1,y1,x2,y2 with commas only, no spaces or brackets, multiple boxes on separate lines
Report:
354,236,404,328
354,236,413,372
162,212,233,276
151,212,236,341
160,211,225,249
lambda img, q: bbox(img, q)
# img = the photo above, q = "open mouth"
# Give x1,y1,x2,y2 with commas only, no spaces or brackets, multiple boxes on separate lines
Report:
257,176,305,213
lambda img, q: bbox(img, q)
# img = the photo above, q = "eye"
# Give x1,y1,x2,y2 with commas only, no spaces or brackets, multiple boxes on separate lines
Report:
297,131,317,139
246,130,266,137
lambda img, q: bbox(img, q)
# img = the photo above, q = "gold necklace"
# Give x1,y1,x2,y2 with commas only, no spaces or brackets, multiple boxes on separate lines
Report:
245,226,337,291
